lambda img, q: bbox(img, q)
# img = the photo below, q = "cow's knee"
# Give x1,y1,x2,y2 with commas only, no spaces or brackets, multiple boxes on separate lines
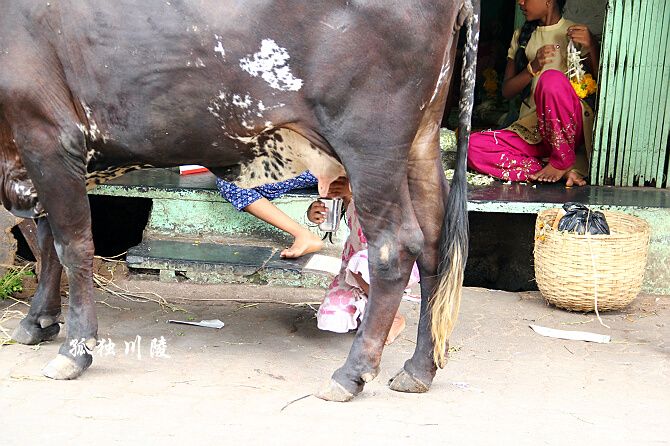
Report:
372,227,423,281
53,237,93,271
400,224,425,258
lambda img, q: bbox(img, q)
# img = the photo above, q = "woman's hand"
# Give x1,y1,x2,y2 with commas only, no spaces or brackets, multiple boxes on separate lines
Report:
567,25,594,52
325,176,352,200
568,24,598,77
531,44,560,72
307,201,326,224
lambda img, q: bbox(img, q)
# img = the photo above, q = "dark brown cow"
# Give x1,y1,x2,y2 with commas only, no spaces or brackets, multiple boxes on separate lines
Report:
0,0,479,401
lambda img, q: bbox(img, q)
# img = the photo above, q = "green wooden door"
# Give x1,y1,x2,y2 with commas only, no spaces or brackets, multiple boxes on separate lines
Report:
591,0,670,188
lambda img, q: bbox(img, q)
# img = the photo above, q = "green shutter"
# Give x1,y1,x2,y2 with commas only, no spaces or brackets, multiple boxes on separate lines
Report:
592,0,670,188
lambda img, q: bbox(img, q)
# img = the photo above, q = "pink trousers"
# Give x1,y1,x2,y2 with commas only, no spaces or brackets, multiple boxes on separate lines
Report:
468,70,584,181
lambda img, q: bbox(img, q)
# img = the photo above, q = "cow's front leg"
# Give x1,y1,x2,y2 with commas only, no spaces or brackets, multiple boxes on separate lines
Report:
17,131,98,380
12,217,64,345
317,180,423,401
41,192,97,380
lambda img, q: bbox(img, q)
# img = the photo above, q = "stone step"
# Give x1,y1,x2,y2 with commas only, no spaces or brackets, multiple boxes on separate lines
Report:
127,239,336,288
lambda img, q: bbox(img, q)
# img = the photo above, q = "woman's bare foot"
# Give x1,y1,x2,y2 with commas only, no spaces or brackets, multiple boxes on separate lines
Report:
280,230,324,258
385,313,406,345
529,164,570,183
564,170,586,187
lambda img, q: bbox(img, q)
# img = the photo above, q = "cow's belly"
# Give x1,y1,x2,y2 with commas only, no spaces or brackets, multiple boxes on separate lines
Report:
85,165,152,191
231,128,345,194
83,126,345,195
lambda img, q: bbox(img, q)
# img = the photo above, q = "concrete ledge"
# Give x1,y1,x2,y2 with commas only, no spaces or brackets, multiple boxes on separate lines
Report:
127,239,333,288
91,168,347,245
89,169,670,294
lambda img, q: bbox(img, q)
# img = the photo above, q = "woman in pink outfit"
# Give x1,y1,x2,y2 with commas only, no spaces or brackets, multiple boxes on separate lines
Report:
468,0,599,186
307,177,420,345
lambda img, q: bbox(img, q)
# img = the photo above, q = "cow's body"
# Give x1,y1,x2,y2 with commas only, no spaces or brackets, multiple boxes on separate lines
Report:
0,0,479,400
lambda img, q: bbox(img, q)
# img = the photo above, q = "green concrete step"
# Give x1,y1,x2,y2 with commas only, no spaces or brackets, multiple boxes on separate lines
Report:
127,239,333,288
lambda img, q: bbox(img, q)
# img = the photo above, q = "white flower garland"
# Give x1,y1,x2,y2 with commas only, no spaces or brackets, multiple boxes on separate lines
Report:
566,39,587,82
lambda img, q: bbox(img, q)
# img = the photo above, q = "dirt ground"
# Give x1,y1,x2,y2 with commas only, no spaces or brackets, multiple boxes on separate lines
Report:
1,279,668,445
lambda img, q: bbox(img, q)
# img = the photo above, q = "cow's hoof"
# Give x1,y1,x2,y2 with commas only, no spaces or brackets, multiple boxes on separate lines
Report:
315,379,356,402
12,319,60,345
388,368,431,393
42,354,92,380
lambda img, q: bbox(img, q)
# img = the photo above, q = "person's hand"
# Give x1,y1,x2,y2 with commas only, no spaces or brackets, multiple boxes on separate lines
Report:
325,176,352,200
531,44,559,73
307,200,327,224
567,25,594,52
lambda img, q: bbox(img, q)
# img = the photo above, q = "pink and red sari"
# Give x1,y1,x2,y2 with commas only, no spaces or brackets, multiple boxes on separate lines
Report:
468,70,584,181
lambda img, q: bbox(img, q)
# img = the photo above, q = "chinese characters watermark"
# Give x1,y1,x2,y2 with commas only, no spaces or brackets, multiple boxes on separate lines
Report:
69,336,170,359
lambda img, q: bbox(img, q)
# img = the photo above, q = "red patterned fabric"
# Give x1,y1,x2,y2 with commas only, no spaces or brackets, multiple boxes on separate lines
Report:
468,70,584,181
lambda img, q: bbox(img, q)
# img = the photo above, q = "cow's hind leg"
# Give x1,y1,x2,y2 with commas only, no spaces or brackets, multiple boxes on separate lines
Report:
389,153,446,393
317,166,423,401
12,217,64,344
391,0,479,390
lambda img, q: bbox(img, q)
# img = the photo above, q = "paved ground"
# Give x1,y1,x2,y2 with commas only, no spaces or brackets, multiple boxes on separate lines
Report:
1,278,668,445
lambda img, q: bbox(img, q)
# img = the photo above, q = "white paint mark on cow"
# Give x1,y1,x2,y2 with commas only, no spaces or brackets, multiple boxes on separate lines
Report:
85,149,97,164
78,103,108,143
319,21,336,30
429,61,451,105
239,39,303,91
214,34,226,59
232,94,253,109
12,182,34,199
214,42,226,58
208,89,285,138
380,244,390,263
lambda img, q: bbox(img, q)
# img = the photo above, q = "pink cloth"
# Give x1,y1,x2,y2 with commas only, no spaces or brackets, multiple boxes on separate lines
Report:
468,70,584,181
316,201,420,333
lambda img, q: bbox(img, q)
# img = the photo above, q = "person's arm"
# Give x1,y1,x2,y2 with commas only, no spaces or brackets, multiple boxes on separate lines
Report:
501,44,560,99
567,25,599,79
501,58,531,100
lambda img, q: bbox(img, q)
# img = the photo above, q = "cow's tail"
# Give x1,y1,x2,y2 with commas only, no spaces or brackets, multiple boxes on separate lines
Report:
430,0,480,369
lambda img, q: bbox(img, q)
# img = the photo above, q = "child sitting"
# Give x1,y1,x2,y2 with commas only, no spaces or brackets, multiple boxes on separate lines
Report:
307,177,419,345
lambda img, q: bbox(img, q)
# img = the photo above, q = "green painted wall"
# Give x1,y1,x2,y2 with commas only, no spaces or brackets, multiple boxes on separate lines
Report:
592,0,670,188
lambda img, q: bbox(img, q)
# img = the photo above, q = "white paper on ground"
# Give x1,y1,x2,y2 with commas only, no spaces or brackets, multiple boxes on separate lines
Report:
529,324,610,343
168,319,225,329
304,254,342,275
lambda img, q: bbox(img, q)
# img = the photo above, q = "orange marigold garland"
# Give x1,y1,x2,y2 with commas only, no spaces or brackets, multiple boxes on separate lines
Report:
566,39,597,98
570,73,597,99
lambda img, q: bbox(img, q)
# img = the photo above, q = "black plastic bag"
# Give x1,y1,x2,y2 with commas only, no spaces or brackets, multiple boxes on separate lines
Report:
557,202,610,235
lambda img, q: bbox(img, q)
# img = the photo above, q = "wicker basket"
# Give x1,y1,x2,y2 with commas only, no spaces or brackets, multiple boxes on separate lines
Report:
534,209,650,312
